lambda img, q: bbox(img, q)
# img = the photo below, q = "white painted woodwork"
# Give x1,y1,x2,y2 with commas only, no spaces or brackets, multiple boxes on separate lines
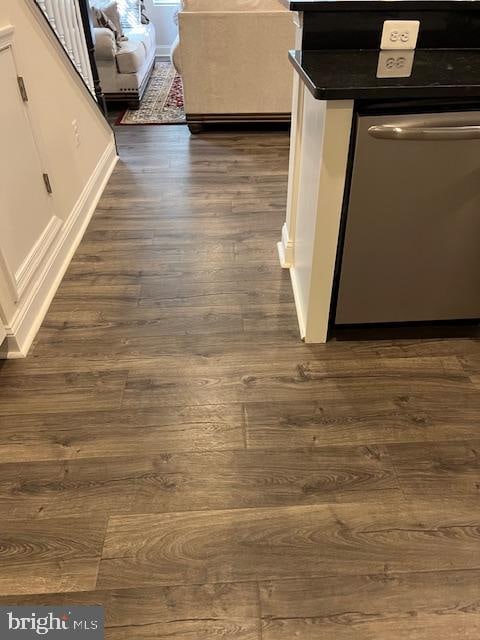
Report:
0,35,58,300
277,10,357,343
38,0,94,94
283,84,353,343
278,18,304,269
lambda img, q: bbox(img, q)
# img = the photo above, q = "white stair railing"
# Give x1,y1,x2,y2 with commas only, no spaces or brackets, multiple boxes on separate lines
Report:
36,0,95,97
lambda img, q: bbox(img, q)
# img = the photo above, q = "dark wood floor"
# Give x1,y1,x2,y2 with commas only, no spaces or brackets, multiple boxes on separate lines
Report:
1,123,480,639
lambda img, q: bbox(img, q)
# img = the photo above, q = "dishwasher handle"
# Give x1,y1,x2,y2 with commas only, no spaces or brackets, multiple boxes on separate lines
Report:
368,124,480,141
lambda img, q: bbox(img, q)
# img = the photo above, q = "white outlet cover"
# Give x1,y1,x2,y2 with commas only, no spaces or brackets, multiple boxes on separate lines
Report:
380,20,420,50
376,50,415,78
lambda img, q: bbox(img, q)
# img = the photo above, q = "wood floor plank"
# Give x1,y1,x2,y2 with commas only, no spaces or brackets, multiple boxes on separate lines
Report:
21,332,319,371
39,306,245,340
69,248,238,273
260,569,480,640
97,498,480,590
74,240,235,261
0,517,106,595
94,197,285,219
70,236,232,267
24,333,480,374
0,458,137,520
62,264,283,287
87,211,284,233
44,279,293,313
80,229,155,247
0,583,261,640
27,331,350,366
138,275,293,310
102,173,286,193
388,440,480,496
298,354,467,379
349,337,480,360
121,357,475,409
0,371,126,416
54,282,141,303
242,304,298,333
0,445,399,519
245,387,480,448
0,405,244,463
38,304,297,341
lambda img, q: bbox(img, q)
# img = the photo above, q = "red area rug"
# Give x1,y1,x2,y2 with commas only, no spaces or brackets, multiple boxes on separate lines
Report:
118,61,186,125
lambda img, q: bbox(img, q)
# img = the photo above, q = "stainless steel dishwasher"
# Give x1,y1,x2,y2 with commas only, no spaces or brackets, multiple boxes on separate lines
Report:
335,110,480,326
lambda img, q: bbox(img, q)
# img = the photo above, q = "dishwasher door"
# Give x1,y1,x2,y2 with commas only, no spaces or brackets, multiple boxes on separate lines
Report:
335,111,480,325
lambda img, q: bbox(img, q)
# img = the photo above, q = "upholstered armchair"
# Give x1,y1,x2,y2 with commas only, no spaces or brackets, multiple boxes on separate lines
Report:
171,0,296,132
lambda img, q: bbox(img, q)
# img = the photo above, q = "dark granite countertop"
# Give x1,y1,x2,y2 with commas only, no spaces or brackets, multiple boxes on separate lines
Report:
283,0,480,11
289,49,480,99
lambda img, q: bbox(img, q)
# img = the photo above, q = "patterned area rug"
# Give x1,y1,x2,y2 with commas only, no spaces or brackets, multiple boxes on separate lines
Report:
118,61,186,125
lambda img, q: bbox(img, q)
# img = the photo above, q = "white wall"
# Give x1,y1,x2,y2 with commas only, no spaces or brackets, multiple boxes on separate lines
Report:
0,0,117,356
143,0,179,57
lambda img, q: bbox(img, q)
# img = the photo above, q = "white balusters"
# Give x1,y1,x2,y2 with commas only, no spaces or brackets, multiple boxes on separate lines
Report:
36,0,95,97
73,1,94,92
36,0,48,15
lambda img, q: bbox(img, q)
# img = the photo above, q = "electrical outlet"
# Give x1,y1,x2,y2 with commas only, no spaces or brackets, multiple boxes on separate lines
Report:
376,50,415,78
380,20,420,50
72,119,81,147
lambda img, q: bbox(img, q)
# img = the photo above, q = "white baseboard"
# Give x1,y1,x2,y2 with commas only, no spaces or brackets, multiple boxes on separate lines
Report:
289,267,306,341
15,216,63,299
277,222,294,269
5,141,118,358
156,45,172,58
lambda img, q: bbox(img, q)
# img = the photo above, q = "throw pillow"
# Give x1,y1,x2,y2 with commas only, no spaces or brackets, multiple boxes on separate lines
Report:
92,8,120,43
102,1,128,41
